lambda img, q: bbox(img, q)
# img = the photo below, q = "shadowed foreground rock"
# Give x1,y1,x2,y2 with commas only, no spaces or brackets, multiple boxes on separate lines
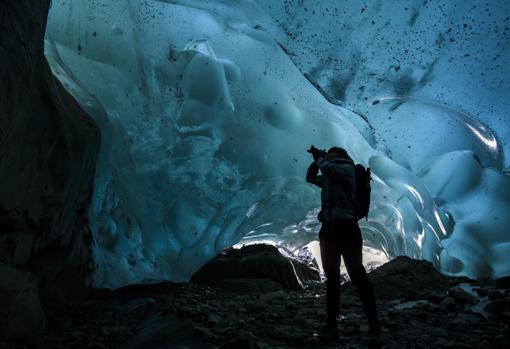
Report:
3,249,510,349
0,0,99,338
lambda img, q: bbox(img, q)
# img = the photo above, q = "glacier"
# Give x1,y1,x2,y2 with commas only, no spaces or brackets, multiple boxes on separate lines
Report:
44,0,510,288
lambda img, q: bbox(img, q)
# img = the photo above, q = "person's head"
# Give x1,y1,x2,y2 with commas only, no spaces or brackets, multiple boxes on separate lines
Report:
327,147,351,160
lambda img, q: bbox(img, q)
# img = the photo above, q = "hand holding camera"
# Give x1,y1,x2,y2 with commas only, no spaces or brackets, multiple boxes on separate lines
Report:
307,145,327,161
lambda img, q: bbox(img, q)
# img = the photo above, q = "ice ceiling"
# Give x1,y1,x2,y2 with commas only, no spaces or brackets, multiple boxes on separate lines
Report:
44,0,510,288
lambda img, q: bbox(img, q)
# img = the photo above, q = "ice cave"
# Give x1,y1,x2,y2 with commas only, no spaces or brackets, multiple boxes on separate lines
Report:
1,0,510,345
40,0,510,288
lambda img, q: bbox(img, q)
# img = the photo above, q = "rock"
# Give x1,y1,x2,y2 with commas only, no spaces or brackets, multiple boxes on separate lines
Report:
267,311,282,321
430,327,449,338
496,276,510,289
207,313,222,325
477,340,491,348
122,297,156,314
280,328,305,341
493,334,510,349
364,256,450,301
488,290,505,300
429,303,447,314
433,338,457,348
220,338,261,349
221,278,285,294
340,324,359,335
306,335,321,346
448,286,476,305
439,297,458,311
426,291,446,303
388,299,402,307
474,287,489,297
394,300,430,310
260,290,286,303
477,277,495,287
289,259,321,283
191,245,320,290
13,254,510,348
453,313,480,325
285,302,296,311
128,312,206,349
499,312,510,323
484,299,510,314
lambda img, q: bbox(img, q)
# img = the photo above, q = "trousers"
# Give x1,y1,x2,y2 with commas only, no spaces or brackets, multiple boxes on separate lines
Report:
319,219,378,326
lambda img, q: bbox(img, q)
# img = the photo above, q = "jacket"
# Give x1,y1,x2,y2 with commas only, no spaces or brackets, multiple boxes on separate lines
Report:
306,154,357,222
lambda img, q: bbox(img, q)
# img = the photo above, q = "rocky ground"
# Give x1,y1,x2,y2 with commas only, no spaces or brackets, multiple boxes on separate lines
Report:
2,246,510,349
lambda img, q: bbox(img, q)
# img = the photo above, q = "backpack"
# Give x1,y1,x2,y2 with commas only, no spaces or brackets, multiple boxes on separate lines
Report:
354,164,371,220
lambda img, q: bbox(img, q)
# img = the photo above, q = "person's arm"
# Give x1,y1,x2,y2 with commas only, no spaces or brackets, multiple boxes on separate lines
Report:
316,157,353,183
306,162,324,188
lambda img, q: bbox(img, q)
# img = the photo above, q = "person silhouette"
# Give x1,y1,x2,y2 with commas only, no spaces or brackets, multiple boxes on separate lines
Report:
306,146,380,341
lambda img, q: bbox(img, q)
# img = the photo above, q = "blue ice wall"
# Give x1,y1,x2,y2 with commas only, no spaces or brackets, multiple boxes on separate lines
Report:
44,0,510,288
258,0,510,169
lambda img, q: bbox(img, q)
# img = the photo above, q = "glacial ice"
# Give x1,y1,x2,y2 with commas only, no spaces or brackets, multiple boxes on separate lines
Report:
258,0,510,168
45,0,510,288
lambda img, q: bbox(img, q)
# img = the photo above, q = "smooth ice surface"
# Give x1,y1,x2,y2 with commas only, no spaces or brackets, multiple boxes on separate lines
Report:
45,0,510,288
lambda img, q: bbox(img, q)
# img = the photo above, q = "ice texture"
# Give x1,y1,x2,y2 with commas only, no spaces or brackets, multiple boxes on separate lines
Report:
257,0,510,169
45,0,510,288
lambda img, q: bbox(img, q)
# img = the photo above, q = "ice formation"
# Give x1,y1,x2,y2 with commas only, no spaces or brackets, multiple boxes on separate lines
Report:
45,0,510,288
258,0,510,167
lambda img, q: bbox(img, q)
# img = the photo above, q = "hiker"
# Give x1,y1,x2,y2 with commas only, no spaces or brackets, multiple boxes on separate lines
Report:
306,145,380,340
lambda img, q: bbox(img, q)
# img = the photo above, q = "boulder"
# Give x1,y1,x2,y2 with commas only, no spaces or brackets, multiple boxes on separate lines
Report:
488,290,505,300
362,255,450,300
448,286,476,305
474,287,489,297
191,244,320,290
496,276,510,289
484,298,510,314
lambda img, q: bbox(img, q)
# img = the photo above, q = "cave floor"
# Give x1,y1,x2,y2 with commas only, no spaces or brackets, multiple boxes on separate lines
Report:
3,257,510,349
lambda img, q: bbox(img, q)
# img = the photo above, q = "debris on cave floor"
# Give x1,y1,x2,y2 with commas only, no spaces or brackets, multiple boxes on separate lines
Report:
2,250,510,349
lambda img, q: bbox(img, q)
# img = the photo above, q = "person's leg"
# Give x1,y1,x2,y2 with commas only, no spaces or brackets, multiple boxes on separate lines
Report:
341,221,380,333
319,223,341,327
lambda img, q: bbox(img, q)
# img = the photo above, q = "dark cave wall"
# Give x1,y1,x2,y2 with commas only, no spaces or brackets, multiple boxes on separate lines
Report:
0,0,100,337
